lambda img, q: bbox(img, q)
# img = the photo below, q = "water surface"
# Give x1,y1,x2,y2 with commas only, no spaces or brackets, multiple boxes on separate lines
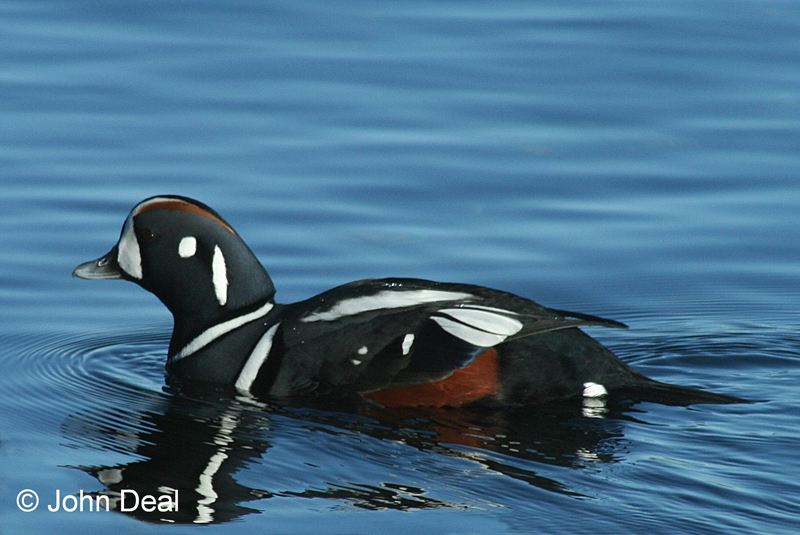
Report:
1,1,799,534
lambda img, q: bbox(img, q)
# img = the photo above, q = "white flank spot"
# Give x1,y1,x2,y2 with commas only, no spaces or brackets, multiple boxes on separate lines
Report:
351,359,362,366
431,315,508,347
171,301,274,363
212,245,228,306
117,216,143,279
583,382,608,398
357,346,368,355
301,289,474,322
402,333,415,355
437,307,523,336
235,323,280,394
179,236,197,258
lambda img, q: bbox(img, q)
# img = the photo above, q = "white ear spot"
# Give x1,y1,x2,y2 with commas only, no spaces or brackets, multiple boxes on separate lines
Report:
178,236,197,258
357,346,368,355
212,245,228,306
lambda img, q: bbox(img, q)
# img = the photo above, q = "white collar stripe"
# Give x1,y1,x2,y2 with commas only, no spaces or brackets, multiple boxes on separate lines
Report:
170,301,275,363
300,289,474,322
235,323,280,394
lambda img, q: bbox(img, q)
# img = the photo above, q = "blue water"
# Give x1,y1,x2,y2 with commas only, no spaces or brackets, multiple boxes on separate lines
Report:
2,1,800,533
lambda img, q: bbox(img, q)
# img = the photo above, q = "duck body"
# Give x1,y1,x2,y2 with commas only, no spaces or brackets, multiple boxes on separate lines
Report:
74,196,741,407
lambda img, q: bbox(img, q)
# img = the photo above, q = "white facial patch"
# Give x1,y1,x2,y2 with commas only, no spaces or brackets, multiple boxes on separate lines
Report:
117,216,143,279
431,306,524,347
212,245,228,306
301,289,475,322
178,236,197,258
402,333,415,355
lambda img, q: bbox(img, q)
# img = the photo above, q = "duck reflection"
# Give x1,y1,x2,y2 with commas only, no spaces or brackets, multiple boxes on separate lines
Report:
63,384,640,524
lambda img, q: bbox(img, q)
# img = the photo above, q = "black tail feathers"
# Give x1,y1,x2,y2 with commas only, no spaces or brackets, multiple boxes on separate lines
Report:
616,378,749,406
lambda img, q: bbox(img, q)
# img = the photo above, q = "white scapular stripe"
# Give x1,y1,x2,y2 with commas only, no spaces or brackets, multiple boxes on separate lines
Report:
179,236,197,258
235,323,280,394
300,289,474,322
117,216,143,279
583,382,608,398
402,333,415,355
170,301,274,363
212,245,228,306
437,307,523,336
431,315,509,347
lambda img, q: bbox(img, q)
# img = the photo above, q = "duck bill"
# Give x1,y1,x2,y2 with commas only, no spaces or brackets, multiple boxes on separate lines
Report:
72,246,124,280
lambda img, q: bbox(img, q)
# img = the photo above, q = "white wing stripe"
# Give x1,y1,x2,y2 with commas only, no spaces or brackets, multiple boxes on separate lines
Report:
458,304,520,316
431,315,509,347
301,289,474,322
235,323,280,394
437,308,523,336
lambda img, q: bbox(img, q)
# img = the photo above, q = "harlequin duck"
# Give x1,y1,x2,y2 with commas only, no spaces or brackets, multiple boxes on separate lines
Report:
73,195,742,407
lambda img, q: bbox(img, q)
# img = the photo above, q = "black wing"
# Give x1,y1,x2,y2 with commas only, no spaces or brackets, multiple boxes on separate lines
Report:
267,278,625,397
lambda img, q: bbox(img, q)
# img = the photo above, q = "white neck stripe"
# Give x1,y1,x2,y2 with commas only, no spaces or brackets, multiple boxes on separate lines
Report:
170,301,275,363
235,322,280,394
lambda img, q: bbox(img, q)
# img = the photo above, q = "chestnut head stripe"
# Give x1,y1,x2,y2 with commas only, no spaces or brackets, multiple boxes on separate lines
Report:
135,198,237,235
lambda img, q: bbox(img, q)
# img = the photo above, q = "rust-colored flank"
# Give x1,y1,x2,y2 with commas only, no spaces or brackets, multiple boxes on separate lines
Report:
366,348,500,408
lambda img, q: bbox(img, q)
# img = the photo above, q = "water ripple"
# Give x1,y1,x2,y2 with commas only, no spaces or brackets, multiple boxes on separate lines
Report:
0,326,171,433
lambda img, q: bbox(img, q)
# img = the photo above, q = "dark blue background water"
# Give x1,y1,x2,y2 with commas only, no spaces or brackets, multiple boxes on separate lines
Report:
2,1,799,533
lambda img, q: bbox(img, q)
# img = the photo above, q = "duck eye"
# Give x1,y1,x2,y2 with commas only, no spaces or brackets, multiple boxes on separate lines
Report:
137,229,155,242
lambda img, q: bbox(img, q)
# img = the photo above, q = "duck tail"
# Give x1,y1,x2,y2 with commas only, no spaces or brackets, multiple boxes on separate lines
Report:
619,378,749,406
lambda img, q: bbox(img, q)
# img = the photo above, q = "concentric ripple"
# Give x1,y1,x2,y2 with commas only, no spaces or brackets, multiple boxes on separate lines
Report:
0,325,172,434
